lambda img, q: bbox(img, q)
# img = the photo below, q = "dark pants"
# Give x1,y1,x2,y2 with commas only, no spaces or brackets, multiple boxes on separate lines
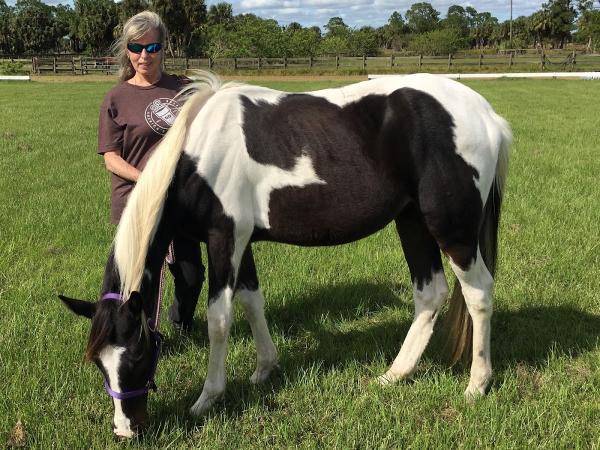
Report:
167,235,205,330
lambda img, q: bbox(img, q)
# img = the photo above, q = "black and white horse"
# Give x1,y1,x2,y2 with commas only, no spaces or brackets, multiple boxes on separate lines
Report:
60,72,511,438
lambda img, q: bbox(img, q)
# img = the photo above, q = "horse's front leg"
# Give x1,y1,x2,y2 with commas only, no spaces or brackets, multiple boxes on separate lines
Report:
190,227,250,417
236,245,278,384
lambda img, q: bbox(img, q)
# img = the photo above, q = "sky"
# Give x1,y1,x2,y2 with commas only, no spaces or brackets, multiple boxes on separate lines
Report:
8,0,545,28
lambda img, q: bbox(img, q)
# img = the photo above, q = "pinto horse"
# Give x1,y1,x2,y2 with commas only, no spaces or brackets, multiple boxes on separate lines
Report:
60,72,511,438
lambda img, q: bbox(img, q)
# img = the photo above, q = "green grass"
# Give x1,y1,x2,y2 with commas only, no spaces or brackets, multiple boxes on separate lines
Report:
1,77,599,449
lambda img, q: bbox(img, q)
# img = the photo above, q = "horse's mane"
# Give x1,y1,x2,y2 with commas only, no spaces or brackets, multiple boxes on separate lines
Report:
113,71,234,301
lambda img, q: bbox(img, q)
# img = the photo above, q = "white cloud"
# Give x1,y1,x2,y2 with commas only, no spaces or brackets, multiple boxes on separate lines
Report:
8,1,544,28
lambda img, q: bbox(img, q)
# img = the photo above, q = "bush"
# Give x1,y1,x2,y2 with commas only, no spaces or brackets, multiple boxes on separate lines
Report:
408,29,468,55
0,61,26,75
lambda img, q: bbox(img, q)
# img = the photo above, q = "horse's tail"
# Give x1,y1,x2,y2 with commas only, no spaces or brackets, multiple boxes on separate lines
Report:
446,113,512,365
114,72,221,301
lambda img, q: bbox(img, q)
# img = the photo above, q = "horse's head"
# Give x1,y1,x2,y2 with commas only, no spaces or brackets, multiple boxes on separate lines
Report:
59,292,159,438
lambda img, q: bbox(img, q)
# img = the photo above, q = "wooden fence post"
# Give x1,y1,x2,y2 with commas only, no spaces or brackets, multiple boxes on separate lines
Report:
185,57,189,70
540,51,546,70
31,57,35,75
509,52,514,68
284,56,287,70
571,50,576,70
479,53,483,68
363,55,366,70
309,56,313,69
390,54,394,68
336,55,339,69
418,54,422,70
447,53,452,70
53,56,57,73
208,58,213,70
72,56,75,74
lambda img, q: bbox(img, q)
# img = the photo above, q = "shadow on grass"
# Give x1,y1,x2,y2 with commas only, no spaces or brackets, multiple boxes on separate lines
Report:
150,280,600,433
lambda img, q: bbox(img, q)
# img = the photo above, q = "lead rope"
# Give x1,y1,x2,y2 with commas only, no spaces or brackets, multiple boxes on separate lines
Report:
152,241,175,331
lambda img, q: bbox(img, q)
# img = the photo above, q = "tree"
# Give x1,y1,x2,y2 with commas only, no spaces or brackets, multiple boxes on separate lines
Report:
52,4,76,53
470,11,499,48
405,2,440,34
0,0,13,53
545,0,576,47
409,28,467,54
152,0,207,56
380,11,407,50
576,0,600,51
75,0,118,55
207,2,233,28
284,23,321,57
117,0,148,25
348,26,379,55
324,16,349,37
12,0,58,53
443,5,469,39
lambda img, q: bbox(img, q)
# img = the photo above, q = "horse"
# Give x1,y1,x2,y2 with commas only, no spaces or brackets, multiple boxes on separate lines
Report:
60,72,511,438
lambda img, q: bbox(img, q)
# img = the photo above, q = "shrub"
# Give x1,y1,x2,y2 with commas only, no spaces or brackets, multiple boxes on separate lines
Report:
0,61,26,75
408,29,468,55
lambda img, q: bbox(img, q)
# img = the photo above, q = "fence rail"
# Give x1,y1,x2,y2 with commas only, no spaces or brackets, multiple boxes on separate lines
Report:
2,51,598,76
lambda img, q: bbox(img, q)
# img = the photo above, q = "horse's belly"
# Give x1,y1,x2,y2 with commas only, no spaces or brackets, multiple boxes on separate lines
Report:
260,175,406,246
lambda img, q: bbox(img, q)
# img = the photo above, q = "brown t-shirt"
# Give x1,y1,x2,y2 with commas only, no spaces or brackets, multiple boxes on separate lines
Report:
98,73,188,224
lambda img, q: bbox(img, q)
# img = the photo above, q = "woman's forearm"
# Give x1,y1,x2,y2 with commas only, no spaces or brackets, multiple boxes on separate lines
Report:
103,151,141,182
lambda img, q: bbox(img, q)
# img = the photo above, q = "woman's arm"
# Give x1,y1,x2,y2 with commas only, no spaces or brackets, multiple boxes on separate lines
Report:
103,150,141,182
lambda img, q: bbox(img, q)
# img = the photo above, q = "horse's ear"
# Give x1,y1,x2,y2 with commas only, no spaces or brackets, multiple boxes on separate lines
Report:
127,291,143,315
58,295,96,319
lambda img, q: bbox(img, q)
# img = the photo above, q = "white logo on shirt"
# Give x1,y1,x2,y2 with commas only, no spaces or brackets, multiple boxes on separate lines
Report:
145,98,181,135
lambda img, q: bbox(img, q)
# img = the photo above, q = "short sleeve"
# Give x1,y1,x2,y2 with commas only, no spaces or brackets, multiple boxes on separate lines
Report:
97,94,124,155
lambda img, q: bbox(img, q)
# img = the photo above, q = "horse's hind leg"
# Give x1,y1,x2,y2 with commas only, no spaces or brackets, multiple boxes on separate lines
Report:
378,208,449,384
446,246,494,398
236,245,279,384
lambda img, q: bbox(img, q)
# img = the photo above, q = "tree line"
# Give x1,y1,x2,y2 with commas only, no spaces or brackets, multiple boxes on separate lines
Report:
1,0,599,57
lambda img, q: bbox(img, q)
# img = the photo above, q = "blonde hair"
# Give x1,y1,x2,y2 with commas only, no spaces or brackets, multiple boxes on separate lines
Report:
114,72,223,300
113,11,168,81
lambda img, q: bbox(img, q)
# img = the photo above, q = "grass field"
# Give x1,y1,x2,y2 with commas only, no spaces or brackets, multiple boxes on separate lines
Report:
0,76,599,449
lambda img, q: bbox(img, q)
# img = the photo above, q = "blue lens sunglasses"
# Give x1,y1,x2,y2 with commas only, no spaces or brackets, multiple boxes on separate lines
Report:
127,42,162,54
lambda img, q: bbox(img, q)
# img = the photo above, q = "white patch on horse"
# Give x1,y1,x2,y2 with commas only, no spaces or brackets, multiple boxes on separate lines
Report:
190,287,234,416
98,346,133,437
184,90,325,232
248,151,325,229
237,288,278,383
378,270,448,384
449,249,494,398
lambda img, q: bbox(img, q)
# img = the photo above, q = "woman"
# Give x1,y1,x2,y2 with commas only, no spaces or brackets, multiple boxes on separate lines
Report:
97,11,203,332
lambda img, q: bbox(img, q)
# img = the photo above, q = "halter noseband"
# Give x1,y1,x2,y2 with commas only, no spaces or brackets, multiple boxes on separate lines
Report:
100,292,163,400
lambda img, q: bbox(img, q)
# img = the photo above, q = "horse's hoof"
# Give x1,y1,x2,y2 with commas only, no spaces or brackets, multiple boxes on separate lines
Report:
250,363,279,384
464,384,487,402
189,393,220,417
376,372,399,386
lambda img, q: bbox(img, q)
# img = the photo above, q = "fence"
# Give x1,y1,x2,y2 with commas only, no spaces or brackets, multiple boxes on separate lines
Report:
2,50,599,76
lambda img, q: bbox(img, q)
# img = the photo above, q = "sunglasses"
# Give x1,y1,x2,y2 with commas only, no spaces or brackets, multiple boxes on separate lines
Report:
127,42,162,54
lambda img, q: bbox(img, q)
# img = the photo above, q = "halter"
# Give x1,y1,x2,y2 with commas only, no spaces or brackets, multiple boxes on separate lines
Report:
99,244,174,401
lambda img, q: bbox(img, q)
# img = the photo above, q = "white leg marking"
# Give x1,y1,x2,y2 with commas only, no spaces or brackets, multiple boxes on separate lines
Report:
238,289,278,384
98,346,134,438
190,287,234,416
449,250,494,398
378,270,449,385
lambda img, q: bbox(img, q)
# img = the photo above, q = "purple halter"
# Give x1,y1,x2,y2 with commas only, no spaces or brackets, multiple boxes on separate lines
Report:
100,292,163,401
98,243,174,400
